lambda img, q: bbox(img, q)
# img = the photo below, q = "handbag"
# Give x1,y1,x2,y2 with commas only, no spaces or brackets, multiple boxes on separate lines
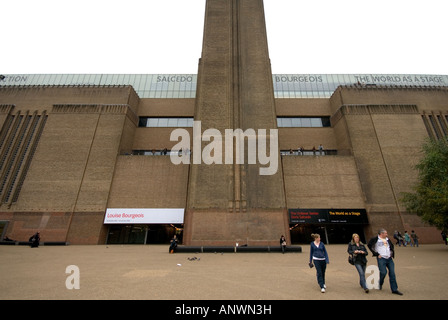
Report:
348,254,355,265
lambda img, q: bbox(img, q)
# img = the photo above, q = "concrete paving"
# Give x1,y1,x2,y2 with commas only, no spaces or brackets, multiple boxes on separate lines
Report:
0,243,447,300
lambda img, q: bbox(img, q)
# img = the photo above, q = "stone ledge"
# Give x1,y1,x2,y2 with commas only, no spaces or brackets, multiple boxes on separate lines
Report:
0,241,69,246
175,245,302,253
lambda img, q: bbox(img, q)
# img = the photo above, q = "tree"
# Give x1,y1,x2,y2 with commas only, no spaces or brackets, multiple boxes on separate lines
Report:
401,137,448,232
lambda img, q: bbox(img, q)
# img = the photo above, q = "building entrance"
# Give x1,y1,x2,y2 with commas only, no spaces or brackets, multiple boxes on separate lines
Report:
0,221,9,240
106,224,183,245
146,224,183,244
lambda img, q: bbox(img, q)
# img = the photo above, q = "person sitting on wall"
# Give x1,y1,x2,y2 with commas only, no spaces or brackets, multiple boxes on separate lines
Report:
29,232,40,248
318,144,324,155
280,235,287,254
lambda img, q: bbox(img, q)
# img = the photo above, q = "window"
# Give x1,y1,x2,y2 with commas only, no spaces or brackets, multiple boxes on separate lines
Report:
321,117,331,127
422,113,448,140
300,118,312,127
422,115,434,139
138,117,194,128
277,117,330,128
0,111,47,204
310,118,322,127
291,118,301,127
437,115,447,136
148,118,159,127
158,118,168,127
178,118,188,127
428,115,441,139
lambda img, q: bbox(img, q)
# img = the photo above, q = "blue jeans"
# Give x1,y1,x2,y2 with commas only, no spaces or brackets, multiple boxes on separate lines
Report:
377,257,398,292
313,259,327,289
354,263,367,290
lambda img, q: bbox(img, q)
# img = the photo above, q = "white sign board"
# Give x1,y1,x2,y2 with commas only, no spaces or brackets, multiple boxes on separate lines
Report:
104,208,184,224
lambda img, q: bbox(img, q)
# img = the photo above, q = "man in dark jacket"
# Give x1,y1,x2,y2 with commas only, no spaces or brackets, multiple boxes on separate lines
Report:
367,228,403,295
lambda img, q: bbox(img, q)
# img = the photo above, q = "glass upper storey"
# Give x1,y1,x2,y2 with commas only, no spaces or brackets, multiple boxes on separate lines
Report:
1,74,447,99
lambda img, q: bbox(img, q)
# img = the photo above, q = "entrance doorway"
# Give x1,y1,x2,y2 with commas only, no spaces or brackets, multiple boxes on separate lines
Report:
0,221,9,240
146,224,183,244
290,224,367,244
106,224,183,245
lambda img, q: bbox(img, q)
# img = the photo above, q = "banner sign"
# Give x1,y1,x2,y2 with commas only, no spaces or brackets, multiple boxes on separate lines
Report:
289,208,368,224
289,209,328,224
3,74,447,99
104,208,184,224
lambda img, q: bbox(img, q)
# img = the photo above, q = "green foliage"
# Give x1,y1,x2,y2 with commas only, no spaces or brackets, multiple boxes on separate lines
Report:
400,137,448,231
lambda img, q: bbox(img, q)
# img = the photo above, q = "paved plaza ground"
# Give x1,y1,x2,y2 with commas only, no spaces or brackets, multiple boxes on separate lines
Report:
1,243,447,300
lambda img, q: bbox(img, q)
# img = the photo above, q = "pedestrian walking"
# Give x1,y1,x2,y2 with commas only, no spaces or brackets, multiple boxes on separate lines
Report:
441,231,447,245
410,230,419,247
347,233,369,293
393,230,400,245
397,231,405,246
367,228,403,295
309,233,329,293
404,231,411,247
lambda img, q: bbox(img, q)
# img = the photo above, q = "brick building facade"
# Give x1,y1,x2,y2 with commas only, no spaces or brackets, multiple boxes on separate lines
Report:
1,0,447,245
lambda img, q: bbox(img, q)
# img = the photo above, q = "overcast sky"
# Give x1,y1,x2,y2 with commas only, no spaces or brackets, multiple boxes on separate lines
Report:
2,0,447,75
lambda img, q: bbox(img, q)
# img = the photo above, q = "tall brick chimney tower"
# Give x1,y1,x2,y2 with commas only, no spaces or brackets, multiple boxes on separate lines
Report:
183,0,289,246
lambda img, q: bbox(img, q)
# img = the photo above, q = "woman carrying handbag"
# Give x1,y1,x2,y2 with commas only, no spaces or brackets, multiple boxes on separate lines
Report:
347,233,369,293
